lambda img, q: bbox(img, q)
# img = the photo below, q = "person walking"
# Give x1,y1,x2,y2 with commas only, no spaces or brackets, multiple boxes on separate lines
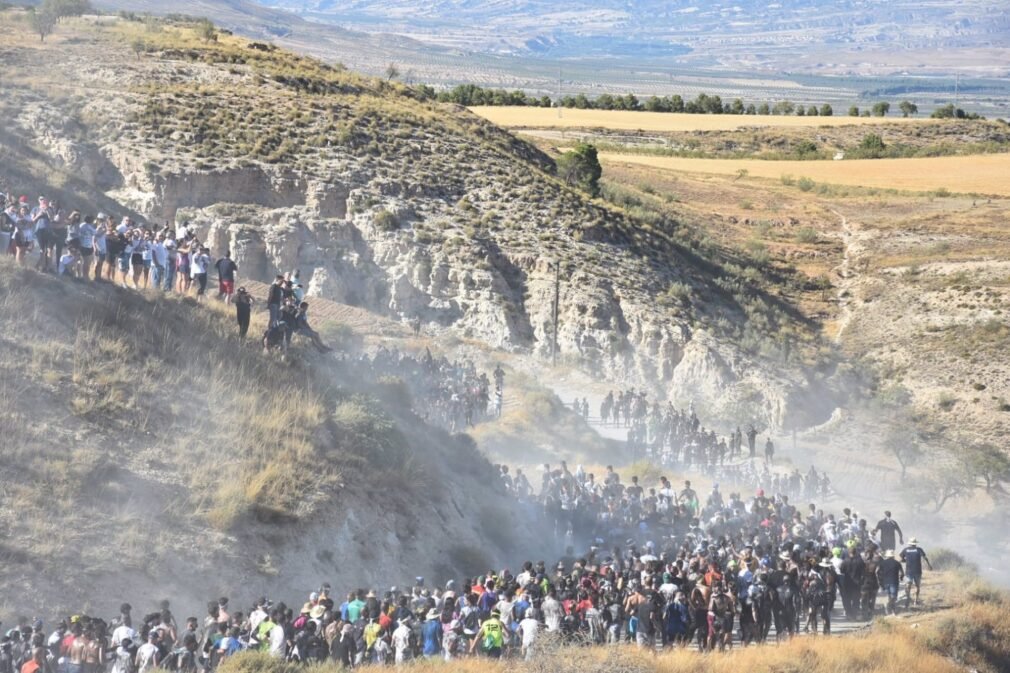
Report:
900,538,932,608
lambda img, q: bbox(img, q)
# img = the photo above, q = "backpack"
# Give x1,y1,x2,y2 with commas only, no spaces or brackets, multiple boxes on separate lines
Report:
462,608,480,634
482,620,504,651
807,574,827,606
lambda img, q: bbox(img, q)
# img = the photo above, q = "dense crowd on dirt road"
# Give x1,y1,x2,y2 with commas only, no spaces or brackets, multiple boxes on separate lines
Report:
3,463,929,672
586,390,831,490
2,192,933,669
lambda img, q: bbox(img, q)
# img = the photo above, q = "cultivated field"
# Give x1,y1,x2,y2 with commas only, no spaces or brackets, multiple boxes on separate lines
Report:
470,106,928,132
597,152,1010,196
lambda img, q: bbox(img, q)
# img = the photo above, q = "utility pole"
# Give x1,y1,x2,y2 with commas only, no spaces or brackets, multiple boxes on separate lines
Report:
558,67,563,119
954,73,960,109
551,261,560,367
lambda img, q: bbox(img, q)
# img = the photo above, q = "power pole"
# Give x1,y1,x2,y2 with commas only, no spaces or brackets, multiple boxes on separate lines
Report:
558,67,563,119
954,73,959,109
551,261,560,366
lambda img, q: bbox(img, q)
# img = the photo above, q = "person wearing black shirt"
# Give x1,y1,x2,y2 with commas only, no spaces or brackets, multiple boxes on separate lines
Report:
266,275,285,326
876,550,904,615
872,511,903,551
214,252,238,304
234,288,252,338
899,538,932,607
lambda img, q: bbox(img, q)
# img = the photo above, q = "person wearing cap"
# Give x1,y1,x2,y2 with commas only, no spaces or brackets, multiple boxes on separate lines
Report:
900,537,932,608
876,549,904,615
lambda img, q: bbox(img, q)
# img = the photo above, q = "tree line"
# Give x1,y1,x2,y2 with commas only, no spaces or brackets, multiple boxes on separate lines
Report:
432,83,983,120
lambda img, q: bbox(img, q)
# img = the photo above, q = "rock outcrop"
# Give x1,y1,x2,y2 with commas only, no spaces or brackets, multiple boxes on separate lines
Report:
0,28,824,431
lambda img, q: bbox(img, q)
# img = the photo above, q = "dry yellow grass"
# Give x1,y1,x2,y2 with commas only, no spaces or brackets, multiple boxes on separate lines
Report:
598,152,1010,196
470,106,927,132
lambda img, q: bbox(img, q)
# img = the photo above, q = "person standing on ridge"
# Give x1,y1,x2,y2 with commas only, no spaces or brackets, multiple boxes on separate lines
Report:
215,251,238,304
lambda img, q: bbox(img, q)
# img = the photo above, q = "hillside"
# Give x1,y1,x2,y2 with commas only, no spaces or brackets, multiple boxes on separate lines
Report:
0,11,839,432
0,257,565,618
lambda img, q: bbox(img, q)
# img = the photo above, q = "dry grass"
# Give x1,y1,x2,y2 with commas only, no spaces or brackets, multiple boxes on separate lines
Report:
0,260,342,534
471,107,926,132
469,370,611,465
596,152,1010,197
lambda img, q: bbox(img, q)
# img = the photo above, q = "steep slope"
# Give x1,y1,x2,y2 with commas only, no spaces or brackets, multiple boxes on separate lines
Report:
1,13,835,430
0,259,553,618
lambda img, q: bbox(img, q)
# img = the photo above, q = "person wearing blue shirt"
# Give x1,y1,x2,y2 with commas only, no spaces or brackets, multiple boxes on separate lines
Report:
899,538,932,608
421,610,442,658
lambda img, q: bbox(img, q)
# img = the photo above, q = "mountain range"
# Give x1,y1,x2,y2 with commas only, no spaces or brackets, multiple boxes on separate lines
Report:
260,0,1010,69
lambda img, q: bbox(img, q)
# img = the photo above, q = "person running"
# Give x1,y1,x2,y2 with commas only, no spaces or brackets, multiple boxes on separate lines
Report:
876,549,904,615
872,511,904,552
470,610,506,659
707,584,734,652
900,538,932,608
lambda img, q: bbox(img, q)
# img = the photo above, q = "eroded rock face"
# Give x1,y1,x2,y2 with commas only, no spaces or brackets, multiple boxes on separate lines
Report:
139,171,803,428
5,71,807,431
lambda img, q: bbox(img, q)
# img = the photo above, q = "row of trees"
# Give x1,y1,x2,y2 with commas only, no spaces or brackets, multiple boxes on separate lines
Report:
435,84,986,120
435,85,837,116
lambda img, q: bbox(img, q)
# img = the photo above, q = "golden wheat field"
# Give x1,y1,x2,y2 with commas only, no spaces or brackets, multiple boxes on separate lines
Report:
597,152,1010,196
470,106,927,132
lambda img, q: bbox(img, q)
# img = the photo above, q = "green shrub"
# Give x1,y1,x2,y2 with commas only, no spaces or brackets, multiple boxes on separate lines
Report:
796,177,815,192
795,227,819,244
374,208,398,231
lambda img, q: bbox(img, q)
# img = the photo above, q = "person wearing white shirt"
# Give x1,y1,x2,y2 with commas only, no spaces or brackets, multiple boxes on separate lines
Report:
78,216,97,280
151,237,169,291
111,623,136,647
392,619,413,664
518,611,539,660
268,622,286,658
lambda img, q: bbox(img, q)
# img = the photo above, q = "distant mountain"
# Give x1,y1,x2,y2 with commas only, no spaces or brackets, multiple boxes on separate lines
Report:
259,0,1010,66
98,0,1010,109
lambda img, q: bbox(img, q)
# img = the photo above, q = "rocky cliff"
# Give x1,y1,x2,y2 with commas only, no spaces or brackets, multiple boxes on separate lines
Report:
1,16,830,430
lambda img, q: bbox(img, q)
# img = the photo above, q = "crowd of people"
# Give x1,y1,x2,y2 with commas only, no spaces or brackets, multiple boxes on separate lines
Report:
0,191,338,358
0,468,931,673
2,191,936,669
344,348,506,432
587,391,833,498
598,390,786,471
